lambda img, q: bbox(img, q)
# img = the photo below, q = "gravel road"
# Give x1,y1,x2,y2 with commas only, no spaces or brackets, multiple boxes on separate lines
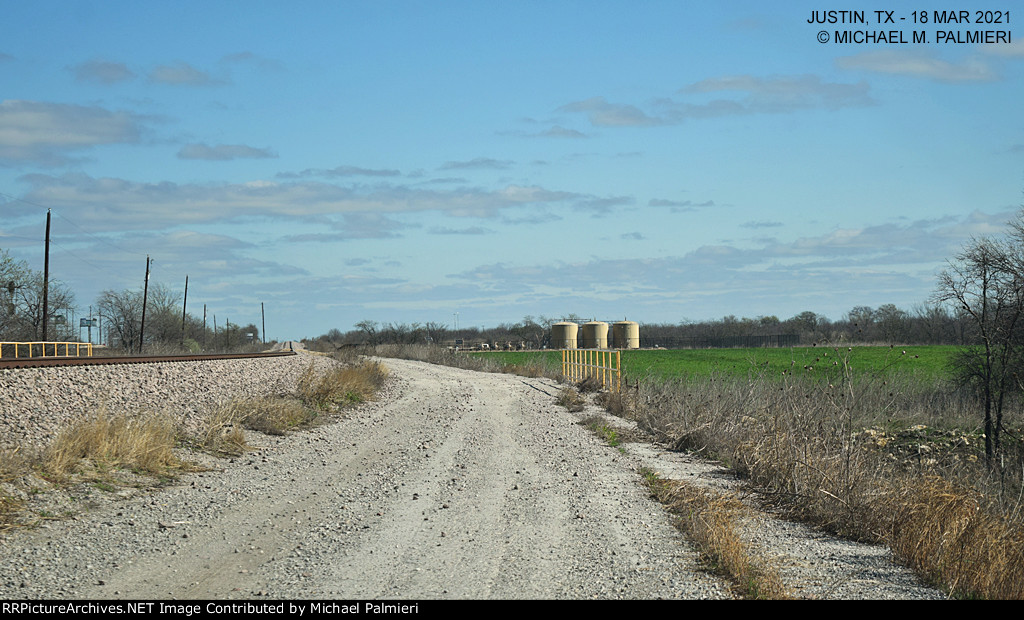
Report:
0,355,945,600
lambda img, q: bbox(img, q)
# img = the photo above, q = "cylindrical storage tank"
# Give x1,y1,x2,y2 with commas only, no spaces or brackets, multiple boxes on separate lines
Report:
550,322,578,349
612,320,640,349
580,321,609,349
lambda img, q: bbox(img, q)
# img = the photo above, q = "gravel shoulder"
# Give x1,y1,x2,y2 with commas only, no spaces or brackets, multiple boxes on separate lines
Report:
0,355,945,599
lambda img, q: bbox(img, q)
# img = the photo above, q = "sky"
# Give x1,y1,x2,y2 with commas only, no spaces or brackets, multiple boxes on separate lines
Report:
1,1,1023,340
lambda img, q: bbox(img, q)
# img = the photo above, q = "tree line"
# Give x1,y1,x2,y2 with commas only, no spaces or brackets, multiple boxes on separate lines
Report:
306,303,972,351
1,248,262,353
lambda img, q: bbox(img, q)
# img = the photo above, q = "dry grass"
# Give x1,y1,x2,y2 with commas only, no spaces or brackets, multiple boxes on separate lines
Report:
241,397,316,435
1,357,392,531
621,368,1024,599
642,468,790,599
0,413,192,530
41,408,188,481
200,396,318,454
595,386,634,417
199,399,255,456
297,360,389,410
371,343,504,373
200,358,389,454
503,361,547,378
575,375,604,393
555,386,586,412
885,476,1024,599
0,448,28,531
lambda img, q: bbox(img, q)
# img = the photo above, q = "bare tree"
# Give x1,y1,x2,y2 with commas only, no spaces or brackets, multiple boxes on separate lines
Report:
846,305,875,341
935,231,1024,465
96,288,144,351
141,283,183,346
875,303,910,344
355,320,380,345
0,249,76,342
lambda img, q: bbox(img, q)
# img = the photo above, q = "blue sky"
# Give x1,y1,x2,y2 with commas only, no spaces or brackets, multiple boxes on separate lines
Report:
1,1,1022,339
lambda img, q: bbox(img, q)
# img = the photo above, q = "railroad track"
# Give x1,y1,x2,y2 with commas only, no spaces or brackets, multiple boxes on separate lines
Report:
0,350,297,370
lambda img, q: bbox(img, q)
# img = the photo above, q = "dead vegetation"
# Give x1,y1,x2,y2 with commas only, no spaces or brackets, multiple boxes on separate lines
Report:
621,368,1024,599
1,354,389,533
556,386,586,412
41,408,192,482
641,468,790,599
297,359,388,411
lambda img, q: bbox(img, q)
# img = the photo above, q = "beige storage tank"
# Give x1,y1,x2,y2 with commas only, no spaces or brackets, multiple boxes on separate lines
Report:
550,322,578,349
580,321,609,349
612,320,640,349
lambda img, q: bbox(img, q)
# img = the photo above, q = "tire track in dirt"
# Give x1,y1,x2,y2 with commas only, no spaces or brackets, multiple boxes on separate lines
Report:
48,358,729,599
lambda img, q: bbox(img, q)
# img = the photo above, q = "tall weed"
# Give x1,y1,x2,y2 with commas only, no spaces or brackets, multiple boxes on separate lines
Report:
42,409,186,480
297,360,389,410
624,363,1024,598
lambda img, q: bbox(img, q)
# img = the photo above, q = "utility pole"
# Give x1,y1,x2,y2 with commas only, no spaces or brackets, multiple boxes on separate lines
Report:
180,275,189,347
139,255,150,354
203,304,207,350
42,210,51,341
261,302,266,344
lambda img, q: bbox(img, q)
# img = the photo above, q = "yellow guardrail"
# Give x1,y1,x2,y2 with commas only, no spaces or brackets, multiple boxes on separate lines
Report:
0,342,94,359
561,348,621,392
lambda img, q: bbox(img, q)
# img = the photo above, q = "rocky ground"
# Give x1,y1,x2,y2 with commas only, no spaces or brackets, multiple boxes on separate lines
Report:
0,351,338,449
0,354,945,599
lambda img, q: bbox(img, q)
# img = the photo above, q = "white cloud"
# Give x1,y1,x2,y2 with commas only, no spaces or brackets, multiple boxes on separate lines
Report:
70,60,136,84
0,100,145,166
836,50,998,82
276,165,401,179
178,143,277,161
741,221,783,229
434,212,1007,319
439,158,513,170
558,97,662,127
17,173,582,230
220,51,286,73
680,75,874,111
148,62,222,86
429,226,494,235
980,39,1024,57
540,125,588,139
649,198,716,212
559,76,873,127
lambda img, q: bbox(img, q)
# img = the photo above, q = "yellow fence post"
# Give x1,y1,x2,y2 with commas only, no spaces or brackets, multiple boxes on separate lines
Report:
560,347,621,393
2,341,95,359
617,349,621,393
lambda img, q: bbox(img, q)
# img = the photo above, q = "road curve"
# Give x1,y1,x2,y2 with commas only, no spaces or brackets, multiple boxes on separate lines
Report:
10,357,729,599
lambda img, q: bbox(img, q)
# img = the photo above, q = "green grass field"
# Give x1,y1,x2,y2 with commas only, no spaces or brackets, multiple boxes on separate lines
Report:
477,345,959,383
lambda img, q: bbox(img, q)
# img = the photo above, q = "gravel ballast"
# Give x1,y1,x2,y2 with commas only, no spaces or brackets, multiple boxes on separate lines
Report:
0,353,339,449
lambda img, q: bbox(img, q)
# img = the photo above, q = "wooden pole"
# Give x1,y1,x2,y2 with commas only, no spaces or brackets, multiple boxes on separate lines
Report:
139,256,150,353
180,275,189,347
41,210,50,341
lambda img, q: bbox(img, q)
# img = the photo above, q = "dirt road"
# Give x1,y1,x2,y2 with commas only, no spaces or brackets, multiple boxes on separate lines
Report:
1,356,943,599
3,358,726,599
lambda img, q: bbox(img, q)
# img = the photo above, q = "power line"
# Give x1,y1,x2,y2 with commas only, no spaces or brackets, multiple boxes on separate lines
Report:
0,191,147,257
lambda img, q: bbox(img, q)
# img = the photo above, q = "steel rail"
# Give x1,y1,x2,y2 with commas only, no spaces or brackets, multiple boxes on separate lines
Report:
0,350,297,370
